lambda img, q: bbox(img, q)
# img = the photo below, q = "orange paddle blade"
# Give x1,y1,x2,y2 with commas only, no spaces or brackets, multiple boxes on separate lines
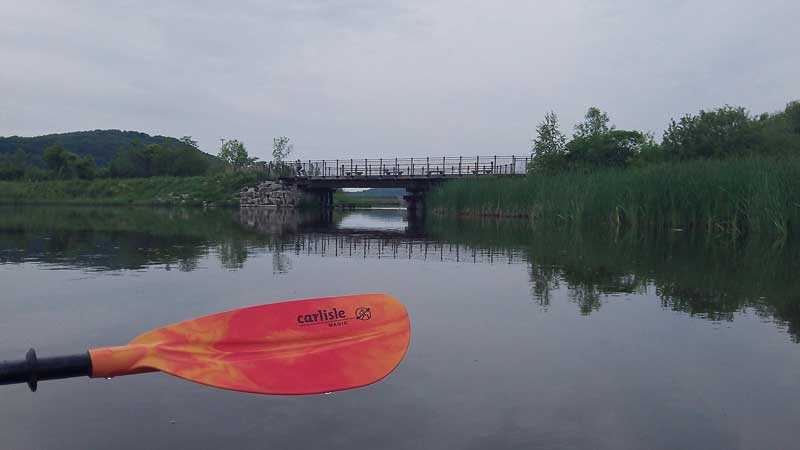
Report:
88,294,410,394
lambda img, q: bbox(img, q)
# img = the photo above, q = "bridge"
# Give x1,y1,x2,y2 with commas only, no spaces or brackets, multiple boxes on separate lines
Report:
266,156,530,209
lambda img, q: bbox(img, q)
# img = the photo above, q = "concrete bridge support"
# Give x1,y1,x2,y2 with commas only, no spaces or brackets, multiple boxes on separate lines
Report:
307,188,335,209
403,189,427,212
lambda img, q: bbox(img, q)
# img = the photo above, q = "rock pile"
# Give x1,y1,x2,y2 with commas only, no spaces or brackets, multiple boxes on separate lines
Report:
240,181,299,207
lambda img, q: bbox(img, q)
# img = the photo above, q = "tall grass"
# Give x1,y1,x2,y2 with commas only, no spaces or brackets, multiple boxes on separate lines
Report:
428,156,800,237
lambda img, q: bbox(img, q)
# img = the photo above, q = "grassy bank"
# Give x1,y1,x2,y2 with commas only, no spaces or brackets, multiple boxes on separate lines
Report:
0,173,259,206
334,191,403,208
428,156,800,236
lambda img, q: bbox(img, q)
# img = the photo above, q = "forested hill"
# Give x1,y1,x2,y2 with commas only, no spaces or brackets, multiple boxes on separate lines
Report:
0,130,213,167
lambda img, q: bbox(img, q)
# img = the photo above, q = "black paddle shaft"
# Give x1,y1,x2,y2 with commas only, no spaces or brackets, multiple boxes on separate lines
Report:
0,348,92,391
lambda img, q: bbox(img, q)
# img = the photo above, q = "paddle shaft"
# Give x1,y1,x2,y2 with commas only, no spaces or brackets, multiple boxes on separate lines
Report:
0,348,91,391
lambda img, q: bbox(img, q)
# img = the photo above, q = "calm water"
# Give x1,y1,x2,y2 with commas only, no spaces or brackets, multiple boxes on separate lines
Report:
1,206,799,450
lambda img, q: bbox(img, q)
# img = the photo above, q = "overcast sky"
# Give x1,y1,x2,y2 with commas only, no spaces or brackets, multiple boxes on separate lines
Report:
1,0,797,160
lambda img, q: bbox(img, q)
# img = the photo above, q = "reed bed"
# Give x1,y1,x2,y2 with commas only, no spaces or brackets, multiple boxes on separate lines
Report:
428,157,800,237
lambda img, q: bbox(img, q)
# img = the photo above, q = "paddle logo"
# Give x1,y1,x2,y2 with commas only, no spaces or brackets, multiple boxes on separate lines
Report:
355,307,371,320
296,306,372,327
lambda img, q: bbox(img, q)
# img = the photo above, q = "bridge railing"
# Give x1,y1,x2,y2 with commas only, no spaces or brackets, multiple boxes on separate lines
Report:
277,156,530,178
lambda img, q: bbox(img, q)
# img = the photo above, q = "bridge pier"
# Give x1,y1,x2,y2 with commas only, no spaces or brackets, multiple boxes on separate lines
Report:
403,189,427,212
307,188,335,209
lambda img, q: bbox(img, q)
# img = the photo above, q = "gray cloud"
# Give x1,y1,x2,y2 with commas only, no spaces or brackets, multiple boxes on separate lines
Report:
1,0,798,160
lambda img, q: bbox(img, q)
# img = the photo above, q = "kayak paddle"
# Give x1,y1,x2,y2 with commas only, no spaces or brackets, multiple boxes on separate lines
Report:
0,293,410,394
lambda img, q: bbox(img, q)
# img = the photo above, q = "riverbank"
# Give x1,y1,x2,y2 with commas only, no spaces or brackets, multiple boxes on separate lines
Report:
427,156,800,236
0,173,259,207
0,176,407,209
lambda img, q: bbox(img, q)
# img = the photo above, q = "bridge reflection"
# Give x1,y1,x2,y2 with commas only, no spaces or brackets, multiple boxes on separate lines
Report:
236,207,525,264
277,233,525,264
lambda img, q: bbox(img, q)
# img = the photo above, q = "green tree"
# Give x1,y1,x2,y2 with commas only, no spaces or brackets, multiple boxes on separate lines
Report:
110,143,209,178
272,136,293,163
43,145,70,176
180,136,199,149
109,148,137,177
565,129,651,169
73,155,97,179
23,166,48,181
0,149,27,180
218,139,257,170
662,106,760,159
170,147,211,176
42,144,96,179
529,111,569,173
629,136,666,166
43,144,81,179
753,101,800,155
786,101,800,134
532,111,566,157
574,107,613,139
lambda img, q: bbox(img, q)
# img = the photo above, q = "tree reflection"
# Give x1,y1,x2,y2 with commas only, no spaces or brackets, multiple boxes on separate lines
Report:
217,239,248,270
528,263,559,308
271,250,291,274
426,216,800,343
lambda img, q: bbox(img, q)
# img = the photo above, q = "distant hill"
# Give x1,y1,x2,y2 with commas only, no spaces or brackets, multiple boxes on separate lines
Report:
0,130,216,167
345,188,406,198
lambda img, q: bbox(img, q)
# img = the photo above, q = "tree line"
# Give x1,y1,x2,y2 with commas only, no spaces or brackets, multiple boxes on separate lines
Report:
530,101,800,173
0,131,297,181
0,136,214,181
215,136,298,177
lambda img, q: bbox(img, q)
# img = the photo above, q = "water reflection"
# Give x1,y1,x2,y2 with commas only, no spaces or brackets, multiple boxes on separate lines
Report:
426,217,800,341
1,205,799,342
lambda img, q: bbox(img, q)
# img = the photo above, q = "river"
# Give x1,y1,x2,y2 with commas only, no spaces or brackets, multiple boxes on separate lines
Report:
1,205,799,449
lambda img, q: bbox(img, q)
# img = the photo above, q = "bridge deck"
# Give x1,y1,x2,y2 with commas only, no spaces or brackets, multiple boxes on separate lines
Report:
254,155,529,185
